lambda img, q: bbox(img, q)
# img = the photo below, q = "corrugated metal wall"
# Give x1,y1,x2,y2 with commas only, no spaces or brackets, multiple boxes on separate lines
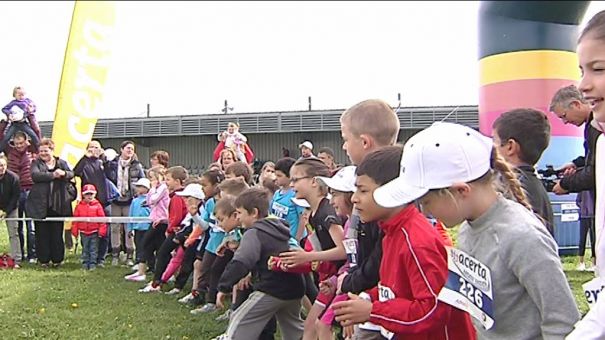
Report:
98,129,420,173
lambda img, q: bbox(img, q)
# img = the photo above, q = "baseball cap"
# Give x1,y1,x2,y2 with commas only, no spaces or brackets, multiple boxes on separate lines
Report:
291,197,310,208
134,178,151,190
299,141,313,150
176,183,205,200
316,166,357,193
373,122,493,208
82,184,97,195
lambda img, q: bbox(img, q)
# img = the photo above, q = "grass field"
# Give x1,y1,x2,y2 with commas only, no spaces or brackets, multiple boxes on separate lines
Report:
0,225,595,339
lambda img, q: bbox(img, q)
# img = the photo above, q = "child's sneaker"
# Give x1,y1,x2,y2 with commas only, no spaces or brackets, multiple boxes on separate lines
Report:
89,265,96,271
131,264,138,271
191,303,217,314
127,274,147,282
215,309,232,322
576,262,586,271
211,333,229,340
111,257,119,266
178,293,194,304
165,288,181,295
124,272,138,280
97,261,105,268
126,259,135,267
138,282,160,293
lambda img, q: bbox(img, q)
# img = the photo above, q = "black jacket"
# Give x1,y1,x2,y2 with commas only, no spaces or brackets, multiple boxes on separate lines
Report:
218,218,305,300
0,170,20,213
26,157,75,219
74,155,110,207
105,157,145,206
560,115,599,198
516,166,555,236
341,214,383,294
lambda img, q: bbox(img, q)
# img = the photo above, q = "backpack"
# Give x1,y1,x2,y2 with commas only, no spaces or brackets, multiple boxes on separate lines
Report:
0,253,16,269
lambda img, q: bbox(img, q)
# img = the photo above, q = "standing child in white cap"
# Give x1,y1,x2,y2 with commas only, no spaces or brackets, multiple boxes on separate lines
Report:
367,122,579,339
124,178,151,281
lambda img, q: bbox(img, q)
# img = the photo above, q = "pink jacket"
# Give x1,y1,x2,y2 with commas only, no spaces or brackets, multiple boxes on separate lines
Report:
147,182,169,225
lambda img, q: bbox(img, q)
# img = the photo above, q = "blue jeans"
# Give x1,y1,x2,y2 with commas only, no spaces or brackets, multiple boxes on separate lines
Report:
0,122,39,153
81,232,99,269
17,189,36,260
97,205,111,264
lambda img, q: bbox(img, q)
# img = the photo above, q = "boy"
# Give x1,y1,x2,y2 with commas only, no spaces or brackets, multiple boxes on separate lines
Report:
492,108,555,235
139,166,188,292
125,178,151,281
332,146,475,339
72,184,107,270
224,162,253,185
216,187,304,340
271,157,306,242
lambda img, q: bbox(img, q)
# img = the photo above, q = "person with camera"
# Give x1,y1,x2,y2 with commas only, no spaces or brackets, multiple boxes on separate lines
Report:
550,85,599,271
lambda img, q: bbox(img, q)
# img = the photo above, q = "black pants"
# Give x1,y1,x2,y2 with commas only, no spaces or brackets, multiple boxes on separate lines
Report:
35,212,65,265
197,251,217,299
153,234,179,284
207,249,234,303
579,217,596,258
233,286,277,340
143,223,167,271
174,240,200,290
134,230,148,264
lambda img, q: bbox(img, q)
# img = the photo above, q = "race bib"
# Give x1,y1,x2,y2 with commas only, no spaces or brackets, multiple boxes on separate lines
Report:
438,247,494,330
377,284,395,339
271,201,289,219
583,277,605,308
342,238,358,268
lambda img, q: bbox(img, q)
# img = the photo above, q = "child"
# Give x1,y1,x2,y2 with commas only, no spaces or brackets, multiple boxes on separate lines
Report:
124,178,152,281
331,145,476,339
162,182,206,295
72,184,107,270
224,161,253,185
278,158,346,340
216,187,305,340
568,11,605,337
0,86,41,152
191,178,249,315
139,166,188,293
492,108,555,235
271,157,306,242
131,166,169,281
368,123,579,338
218,122,248,163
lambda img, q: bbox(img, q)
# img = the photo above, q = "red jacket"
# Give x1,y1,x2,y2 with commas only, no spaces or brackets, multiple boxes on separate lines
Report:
167,189,188,234
368,204,475,340
72,199,107,237
212,140,255,164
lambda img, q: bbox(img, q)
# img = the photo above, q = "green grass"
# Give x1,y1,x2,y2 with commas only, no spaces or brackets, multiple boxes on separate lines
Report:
0,224,595,339
0,225,226,340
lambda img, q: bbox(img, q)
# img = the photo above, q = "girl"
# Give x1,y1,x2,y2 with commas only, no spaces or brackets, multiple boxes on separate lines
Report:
0,86,42,153
371,122,579,339
126,166,169,281
188,169,225,312
219,149,236,171
568,10,605,338
255,161,276,187
278,158,346,340
219,122,248,163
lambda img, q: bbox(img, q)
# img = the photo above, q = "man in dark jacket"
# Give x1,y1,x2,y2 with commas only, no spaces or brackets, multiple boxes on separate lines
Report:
217,188,304,340
0,130,37,263
0,156,21,266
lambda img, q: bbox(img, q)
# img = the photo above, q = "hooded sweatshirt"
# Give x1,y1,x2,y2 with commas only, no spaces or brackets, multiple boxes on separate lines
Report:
217,217,305,300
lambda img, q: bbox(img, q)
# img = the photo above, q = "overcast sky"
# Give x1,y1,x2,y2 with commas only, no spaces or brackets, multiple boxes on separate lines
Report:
1,1,605,122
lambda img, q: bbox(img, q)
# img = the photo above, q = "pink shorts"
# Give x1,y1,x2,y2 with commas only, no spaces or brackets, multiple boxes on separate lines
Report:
319,294,349,325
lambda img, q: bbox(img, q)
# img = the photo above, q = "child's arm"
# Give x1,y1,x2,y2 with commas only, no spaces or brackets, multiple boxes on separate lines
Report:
2,101,15,116
147,184,167,206
71,206,81,237
267,255,314,273
217,230,261,294
298,223,347,263
97,203,107,238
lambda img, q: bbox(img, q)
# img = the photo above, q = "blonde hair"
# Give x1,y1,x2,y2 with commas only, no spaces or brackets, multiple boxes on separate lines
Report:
340,99,400,146
147,166,166,181
12,86,23,97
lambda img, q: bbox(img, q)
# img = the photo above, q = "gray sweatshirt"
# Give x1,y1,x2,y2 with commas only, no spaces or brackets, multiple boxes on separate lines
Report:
458,195,580,340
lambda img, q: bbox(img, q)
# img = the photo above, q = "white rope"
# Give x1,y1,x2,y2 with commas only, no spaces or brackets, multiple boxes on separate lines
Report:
1,217,152,223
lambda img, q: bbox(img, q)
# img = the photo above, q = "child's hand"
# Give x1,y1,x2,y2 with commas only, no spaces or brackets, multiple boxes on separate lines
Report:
343,325,355,339
226,240,239,251
216,292,227,309
0,210,6,219
278,249,310,267
319,279,336,296
152,220,160,228
333,293,372,327
216,243,227,257
236,274,252,291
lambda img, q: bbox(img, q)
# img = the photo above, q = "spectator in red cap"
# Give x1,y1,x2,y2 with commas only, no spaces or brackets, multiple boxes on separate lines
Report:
72,184,107,270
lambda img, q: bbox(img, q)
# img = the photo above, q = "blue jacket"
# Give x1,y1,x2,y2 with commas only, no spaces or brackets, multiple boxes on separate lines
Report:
128,194,151,231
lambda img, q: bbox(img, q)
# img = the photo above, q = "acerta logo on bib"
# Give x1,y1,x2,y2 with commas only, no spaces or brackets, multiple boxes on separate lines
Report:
438,247,495,330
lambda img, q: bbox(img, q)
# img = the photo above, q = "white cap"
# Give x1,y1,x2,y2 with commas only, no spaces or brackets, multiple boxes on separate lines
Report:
176,183,205,200
316,166,357,193
291,197,310,208
299,141,313,150
373,122,493,208
134,178,151,190
104,148,118,162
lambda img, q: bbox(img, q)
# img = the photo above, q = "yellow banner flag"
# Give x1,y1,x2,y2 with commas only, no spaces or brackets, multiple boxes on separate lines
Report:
52,1,116,168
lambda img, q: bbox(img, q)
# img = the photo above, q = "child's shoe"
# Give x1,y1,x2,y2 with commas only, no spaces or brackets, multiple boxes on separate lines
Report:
138,282,160,293
165,288,181,295
215,309,232,322
127,274,147,282
178,293,194,304
89,265,96,271
191,303,217,314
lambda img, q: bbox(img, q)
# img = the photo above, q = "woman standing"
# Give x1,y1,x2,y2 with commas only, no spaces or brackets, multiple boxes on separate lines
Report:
26,138,75,268
105,140,144,266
